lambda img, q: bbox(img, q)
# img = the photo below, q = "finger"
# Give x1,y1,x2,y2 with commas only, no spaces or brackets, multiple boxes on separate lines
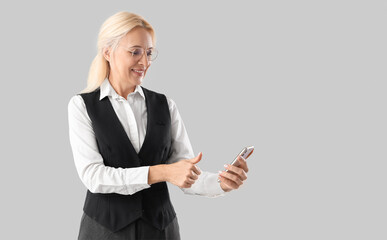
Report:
185,178,195,185
237,156,249,173
218,175,239,189
189,171,199,180
224,164,247,181
182,182,192,188
191,164,201,175
232,168,247,181
219,170,243,186
195,165,202,174
189,152,202,164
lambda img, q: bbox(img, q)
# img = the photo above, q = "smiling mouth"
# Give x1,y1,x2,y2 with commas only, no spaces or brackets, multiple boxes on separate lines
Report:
131,68,145,76
132,69,144,73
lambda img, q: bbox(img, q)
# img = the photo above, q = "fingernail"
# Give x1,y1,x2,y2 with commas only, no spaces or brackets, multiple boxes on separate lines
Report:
218,170,223,175
224,164,228,168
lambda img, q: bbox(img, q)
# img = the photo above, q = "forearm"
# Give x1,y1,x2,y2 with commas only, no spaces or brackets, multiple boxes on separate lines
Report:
77,163,151,195
148,164,169,185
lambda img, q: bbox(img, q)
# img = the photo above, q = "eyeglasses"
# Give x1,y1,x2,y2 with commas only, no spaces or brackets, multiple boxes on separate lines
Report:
120,46,159,61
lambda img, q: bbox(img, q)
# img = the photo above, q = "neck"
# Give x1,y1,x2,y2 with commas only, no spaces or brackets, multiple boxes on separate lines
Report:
108,76,136,100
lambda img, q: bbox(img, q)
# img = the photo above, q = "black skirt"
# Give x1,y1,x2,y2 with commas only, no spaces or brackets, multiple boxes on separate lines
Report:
77,212,181,240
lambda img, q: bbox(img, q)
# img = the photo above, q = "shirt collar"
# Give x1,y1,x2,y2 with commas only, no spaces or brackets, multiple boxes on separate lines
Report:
99,78,145,101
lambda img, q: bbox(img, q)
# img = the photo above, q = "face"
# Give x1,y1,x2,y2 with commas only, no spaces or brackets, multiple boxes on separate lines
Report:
104,27,154,87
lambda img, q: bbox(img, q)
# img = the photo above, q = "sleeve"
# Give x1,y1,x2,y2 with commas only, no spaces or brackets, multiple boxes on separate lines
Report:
166,97,226,198
67,95,151,195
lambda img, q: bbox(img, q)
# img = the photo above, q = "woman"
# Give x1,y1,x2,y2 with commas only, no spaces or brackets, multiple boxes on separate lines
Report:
68,11,249,240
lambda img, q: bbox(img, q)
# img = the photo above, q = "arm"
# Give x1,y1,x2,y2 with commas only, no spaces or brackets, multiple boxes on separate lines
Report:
148,97,249,195
164,97,226,198
148,154,201,187
68,95,151,195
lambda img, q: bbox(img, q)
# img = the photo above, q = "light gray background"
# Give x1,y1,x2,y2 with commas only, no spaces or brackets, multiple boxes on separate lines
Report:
1,0,386,239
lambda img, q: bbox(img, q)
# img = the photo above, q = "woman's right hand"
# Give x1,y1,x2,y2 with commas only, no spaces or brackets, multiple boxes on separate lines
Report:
166,152,202,188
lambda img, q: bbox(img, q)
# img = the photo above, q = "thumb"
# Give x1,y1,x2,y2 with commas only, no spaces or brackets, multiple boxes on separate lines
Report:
189,152,202,164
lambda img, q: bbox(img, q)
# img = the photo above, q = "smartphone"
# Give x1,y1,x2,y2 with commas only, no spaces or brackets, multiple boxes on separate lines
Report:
225,146,254,172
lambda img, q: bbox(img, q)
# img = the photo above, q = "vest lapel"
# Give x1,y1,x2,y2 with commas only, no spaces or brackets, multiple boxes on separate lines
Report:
138,88,152,156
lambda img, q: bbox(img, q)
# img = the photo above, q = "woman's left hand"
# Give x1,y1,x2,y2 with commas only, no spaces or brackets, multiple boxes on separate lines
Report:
218,155,249,192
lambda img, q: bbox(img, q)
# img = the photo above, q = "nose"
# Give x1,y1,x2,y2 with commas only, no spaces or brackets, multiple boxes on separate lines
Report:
138,51,149,67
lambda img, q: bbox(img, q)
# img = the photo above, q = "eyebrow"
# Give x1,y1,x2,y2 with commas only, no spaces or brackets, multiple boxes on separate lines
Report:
129,45,153,49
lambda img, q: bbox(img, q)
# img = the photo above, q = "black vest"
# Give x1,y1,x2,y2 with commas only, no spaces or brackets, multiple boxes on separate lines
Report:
78,86,175,232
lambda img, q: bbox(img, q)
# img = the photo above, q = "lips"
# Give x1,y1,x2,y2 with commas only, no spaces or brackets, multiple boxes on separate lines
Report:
131,68,145,77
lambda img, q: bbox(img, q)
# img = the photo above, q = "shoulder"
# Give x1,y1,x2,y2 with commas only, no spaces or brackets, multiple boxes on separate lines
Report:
68,87,101,116
140,86,177,112
68,94,84,110
67,93,95,126
67,94,87,117
141,86,172,105
140,86,165,98
77,87,100,102
164,95,178,116
165,96,176,112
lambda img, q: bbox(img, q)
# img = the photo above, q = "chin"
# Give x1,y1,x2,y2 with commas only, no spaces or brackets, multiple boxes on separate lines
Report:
134,79,143,86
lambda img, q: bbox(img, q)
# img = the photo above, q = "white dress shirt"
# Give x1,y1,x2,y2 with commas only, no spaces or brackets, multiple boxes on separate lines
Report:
68,78,225,197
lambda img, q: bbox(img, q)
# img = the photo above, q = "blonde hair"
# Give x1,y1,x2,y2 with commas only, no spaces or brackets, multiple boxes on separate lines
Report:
80,11,156,93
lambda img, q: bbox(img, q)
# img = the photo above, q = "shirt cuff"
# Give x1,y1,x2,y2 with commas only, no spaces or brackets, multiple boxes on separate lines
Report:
205,172,227,198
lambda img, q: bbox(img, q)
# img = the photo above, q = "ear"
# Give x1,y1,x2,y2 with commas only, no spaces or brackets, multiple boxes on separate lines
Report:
103,47,111,62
